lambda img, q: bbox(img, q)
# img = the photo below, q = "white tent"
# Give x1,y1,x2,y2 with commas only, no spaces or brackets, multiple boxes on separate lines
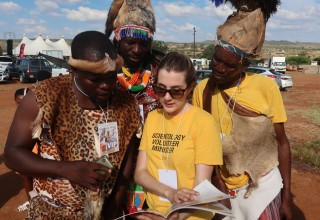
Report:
45,37,55,48
13,35,71,57
53,37,71,57
23,35,55,56
13,34,32,55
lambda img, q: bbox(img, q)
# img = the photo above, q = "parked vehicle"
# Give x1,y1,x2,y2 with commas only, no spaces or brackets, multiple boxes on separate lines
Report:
245,67,282,88
6,58,52,83
51,63,69,77
0,69,9,83
0,56,13,83
271,71,293,91
268,56,286,73
195,69,212,84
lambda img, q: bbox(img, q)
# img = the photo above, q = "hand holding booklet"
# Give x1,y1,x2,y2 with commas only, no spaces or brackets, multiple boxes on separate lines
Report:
115,179,233,219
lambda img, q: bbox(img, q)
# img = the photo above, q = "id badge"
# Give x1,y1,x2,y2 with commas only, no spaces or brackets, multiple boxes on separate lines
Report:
158,169,177,202
98,122,119,155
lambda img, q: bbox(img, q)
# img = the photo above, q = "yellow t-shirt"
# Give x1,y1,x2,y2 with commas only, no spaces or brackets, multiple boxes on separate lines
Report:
192,73,287,189
139,106,223,219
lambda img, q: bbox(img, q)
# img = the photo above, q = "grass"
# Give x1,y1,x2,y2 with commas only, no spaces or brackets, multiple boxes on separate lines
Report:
301,106,320,126
292,140,320,168
292,106,320,168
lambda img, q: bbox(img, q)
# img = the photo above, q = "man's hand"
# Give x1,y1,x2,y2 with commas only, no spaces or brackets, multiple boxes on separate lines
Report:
60,161,112,191
280,190,293,220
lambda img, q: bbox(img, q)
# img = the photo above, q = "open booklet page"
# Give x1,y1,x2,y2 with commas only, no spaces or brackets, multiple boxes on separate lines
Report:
114,179,233,219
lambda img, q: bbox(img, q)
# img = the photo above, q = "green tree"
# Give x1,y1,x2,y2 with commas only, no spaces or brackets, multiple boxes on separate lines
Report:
286,55,310,68
201,44,215,60
152,40,169,53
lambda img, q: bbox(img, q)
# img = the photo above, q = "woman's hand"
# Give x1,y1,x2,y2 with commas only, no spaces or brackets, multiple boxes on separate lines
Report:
59,161,112,191
167,188,200,204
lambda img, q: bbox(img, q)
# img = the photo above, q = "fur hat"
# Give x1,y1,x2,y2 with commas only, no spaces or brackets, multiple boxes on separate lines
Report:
105,0,156,40
211,0,281,59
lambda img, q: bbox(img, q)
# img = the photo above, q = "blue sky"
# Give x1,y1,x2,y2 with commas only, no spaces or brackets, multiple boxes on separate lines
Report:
0,0,319,42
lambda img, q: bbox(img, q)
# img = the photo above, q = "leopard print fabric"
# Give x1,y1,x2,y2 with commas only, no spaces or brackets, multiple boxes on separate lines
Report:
27,195,83,219
29,75,141,214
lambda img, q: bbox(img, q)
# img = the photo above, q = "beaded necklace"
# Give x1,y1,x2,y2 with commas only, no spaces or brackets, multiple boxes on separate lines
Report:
117,66,151,93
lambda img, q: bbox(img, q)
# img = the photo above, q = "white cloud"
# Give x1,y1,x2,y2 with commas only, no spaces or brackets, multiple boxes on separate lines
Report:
161,3,201,16
17,19,38,26
157,18,172,26
155,27,165,35
155,34,176,42
48,12,63,17
0,1,22,13
159,2,232,18
178,23,197,32
206,33,215,41
60,0,83,3
30,0,62,17
24,26,48,37
35,0,59,10
61,6,107,21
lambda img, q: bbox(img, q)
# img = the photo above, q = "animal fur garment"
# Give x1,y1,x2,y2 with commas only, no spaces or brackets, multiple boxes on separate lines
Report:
217,8,266,59
84,190,105,220
222,113,279,198
105,0,156,37
212,0,281,59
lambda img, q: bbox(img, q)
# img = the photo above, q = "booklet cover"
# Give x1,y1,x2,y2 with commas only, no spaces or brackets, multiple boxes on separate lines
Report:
114,179,232,219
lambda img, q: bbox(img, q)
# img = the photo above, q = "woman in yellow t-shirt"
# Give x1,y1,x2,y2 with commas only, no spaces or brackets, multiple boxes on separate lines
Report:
134,52,223,220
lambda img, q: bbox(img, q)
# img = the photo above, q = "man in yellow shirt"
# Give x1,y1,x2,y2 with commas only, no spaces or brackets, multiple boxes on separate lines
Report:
193,1,292,219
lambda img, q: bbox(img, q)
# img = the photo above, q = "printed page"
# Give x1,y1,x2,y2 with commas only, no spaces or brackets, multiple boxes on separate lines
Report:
170,179,231,209
114,179,232,219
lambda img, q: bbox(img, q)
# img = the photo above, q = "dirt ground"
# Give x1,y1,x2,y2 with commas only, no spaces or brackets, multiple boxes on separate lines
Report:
0,72,320,220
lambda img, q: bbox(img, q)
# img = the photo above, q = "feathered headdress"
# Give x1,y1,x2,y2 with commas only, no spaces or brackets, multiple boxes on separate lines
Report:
105,0,156,41
211,0,281,59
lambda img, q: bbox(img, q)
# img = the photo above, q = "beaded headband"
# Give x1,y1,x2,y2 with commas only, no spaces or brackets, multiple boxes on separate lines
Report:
114,24,154,41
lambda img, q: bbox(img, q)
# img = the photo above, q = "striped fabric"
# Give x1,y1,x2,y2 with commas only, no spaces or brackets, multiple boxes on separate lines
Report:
259,192,282,220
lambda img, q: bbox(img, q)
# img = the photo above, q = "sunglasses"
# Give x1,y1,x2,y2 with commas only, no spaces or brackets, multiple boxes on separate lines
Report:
153,85,187,99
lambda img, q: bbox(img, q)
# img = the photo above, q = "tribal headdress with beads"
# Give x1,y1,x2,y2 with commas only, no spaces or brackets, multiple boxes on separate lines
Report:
105,0,156,41
211,0,281,59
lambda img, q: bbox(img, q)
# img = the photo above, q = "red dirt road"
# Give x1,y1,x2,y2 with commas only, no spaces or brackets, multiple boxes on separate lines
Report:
0,73,320,219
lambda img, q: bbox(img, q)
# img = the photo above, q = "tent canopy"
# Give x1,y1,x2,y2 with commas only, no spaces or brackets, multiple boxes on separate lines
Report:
13,34,71,57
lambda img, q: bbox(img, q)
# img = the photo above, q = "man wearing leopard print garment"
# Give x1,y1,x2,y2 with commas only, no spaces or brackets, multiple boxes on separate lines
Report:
4,31,142,219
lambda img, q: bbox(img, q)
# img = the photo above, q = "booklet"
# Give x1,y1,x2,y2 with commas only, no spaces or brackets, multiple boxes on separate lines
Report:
114,179,232,219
